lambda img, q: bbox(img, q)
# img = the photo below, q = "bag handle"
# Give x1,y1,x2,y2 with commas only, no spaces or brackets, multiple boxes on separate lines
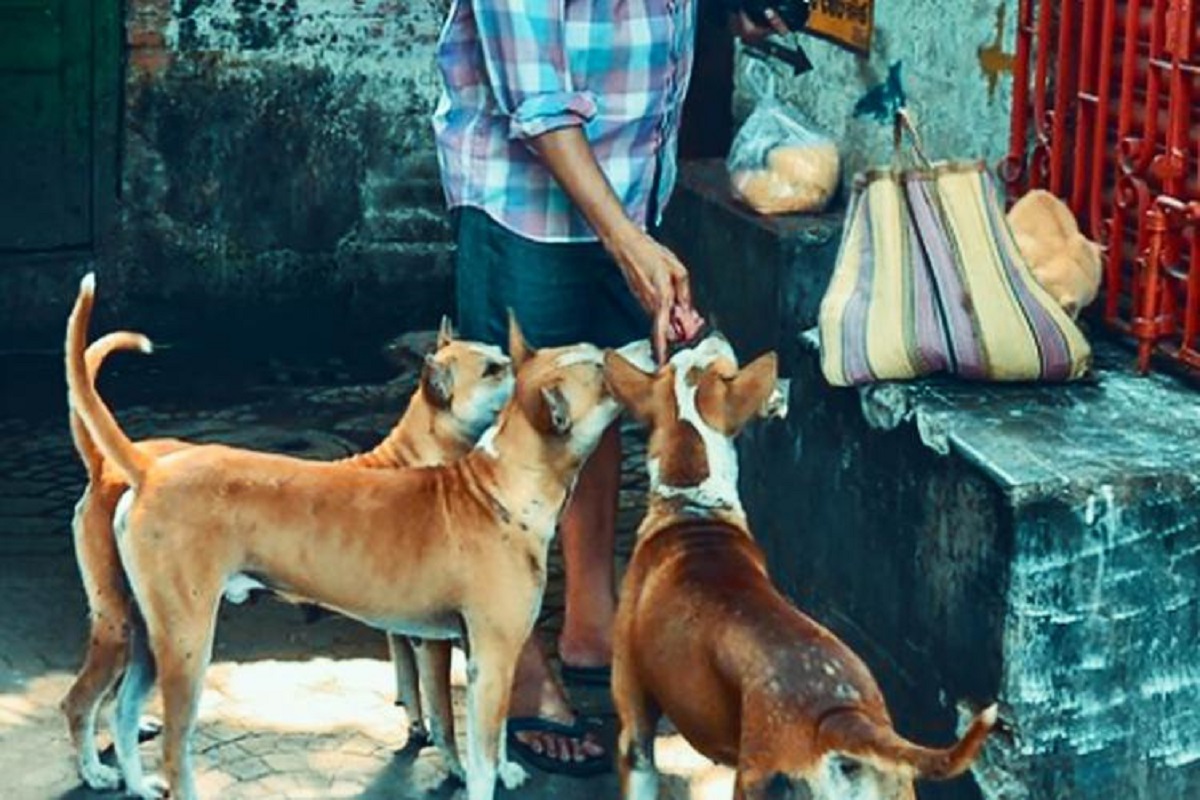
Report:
892,108,933,170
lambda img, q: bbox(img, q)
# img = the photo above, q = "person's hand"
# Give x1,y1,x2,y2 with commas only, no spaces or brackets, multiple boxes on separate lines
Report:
607,226,693,363
732,8,790,43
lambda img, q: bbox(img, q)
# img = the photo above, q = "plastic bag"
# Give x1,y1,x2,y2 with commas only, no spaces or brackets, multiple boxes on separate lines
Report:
727,58,839,215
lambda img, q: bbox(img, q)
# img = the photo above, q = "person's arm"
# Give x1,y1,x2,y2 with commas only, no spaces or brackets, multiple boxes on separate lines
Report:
470,1,691,359
530,129,691,361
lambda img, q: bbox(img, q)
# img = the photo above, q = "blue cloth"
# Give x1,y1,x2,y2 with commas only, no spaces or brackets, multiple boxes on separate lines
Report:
453,207,649,350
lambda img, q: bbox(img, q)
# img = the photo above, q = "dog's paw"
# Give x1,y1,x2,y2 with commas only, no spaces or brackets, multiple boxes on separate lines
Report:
498,760,529,790
80,760,122,791
127,774,169,799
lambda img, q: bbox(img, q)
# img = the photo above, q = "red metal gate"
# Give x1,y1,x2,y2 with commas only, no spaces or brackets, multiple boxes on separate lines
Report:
1002,0,1199,377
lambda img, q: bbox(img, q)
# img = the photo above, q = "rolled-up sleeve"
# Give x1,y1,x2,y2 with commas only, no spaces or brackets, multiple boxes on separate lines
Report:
472,1,598,140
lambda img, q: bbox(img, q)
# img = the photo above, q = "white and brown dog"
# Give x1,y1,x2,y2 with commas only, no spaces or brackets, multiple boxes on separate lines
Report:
604,334,997,799
60,314,512,791
64,274,638,800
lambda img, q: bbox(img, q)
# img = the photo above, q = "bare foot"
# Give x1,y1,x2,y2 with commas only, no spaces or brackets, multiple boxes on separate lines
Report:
509,637,605,765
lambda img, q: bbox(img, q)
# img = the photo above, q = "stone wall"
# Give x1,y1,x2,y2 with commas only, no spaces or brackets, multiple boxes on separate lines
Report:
113,0,455,350
1,0,455,352
735,0,1017,182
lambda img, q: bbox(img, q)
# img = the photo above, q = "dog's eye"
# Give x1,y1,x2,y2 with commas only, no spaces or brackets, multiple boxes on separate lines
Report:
484,362,506,377
836,758,862,780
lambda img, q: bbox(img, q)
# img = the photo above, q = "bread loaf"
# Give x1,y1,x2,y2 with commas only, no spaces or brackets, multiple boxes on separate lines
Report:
731,142,839,215
1007,189,1102,318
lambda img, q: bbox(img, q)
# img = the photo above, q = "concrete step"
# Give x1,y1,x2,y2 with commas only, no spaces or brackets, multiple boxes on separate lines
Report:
360,205,452,244
363,170,447,213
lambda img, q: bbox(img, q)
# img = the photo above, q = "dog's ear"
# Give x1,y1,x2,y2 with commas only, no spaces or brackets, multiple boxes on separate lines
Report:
508,310,535,369
437,315,456,350
725,352,778,431
604,350,656,424
538,385,572,435
421,354,455,409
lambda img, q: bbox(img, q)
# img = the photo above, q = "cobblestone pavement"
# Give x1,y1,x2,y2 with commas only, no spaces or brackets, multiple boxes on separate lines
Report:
0,333,734,799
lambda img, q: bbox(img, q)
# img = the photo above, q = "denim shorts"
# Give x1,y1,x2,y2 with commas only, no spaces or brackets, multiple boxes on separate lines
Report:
453,207,650,351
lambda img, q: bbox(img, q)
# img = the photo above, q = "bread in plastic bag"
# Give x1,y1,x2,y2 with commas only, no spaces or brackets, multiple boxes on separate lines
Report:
727,58,839,215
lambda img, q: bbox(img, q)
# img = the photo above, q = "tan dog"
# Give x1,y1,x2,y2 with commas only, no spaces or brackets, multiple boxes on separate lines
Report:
1008,189,1102,318
604,334,997,800
60,317,512,791
65,273,635,800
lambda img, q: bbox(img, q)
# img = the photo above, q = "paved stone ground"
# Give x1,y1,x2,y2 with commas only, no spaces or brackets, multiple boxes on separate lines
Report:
0,333,735,799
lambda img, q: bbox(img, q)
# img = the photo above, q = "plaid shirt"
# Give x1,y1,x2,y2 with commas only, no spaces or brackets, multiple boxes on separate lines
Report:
432,0,697,243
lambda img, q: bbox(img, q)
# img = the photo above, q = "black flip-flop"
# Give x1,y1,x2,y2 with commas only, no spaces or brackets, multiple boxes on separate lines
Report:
560,663,612,688
506,716,613,777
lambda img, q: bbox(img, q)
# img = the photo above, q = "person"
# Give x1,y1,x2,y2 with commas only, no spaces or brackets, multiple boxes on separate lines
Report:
431,0,785,774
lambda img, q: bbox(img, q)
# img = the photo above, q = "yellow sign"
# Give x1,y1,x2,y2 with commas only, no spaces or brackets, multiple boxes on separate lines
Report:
806,0,875,55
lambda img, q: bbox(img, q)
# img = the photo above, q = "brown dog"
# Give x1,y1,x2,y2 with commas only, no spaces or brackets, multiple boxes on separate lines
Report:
604,334,997,799
61,316,512,791
65,273,631,800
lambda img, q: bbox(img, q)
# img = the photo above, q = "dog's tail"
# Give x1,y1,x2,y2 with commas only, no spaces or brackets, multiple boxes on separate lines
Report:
817,703,998,781
69,331,155,480
66,274,153,487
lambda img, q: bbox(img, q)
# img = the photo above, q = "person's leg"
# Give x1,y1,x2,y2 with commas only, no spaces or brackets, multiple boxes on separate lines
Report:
454,207,610,766
557,423,620,668
506,421,619,766
557,249,650,668
510,236,652,762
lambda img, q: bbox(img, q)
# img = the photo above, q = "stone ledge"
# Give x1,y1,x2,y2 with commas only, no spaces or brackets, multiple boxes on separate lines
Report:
798,330,1200,496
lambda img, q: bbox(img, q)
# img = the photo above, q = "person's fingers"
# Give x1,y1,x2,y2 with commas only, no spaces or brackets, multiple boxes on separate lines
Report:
733,11,753,38
672,263,693,310
654,300,671,364
764,7,791,35
656,249,691,321
659,272,676,319
626,268,656,316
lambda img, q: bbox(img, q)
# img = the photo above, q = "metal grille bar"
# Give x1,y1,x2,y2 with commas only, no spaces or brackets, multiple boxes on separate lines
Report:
1004,0,1199,377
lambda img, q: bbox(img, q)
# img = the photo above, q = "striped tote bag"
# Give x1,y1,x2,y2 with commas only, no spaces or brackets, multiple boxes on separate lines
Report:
818,113,1091,387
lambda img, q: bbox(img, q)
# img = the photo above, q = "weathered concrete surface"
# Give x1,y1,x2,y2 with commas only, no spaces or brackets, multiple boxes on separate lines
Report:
661,161,1200,799
2,0,455,349
760,343,1200,800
